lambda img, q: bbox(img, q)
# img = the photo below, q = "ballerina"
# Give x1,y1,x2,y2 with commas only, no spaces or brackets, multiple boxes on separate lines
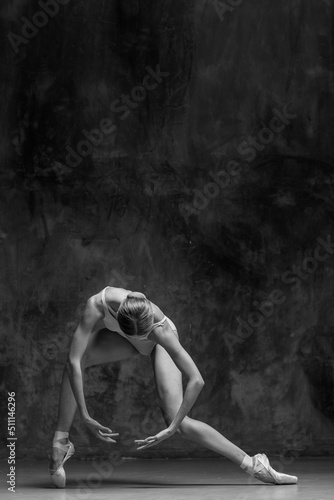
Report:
48,286,298,488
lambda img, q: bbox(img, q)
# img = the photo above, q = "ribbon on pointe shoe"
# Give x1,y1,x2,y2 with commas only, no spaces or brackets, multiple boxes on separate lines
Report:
251,453,298,485
48,431,75,488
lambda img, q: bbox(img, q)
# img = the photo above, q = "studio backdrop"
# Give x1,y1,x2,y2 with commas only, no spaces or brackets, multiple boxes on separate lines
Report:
0,0,333,459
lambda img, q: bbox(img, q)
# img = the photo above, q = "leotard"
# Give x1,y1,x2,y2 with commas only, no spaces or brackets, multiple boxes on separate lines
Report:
101,286,177,356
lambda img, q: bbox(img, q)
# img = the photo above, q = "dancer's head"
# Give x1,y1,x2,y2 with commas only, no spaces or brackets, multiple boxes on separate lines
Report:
117,292,154,337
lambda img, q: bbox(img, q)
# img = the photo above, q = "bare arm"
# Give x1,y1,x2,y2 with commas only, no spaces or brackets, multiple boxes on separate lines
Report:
152,327,205,433
135,325,205,449
67,297,100,418
67,296,118,442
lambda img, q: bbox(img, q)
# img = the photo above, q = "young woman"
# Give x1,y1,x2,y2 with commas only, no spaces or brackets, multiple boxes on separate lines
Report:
48,286,298,488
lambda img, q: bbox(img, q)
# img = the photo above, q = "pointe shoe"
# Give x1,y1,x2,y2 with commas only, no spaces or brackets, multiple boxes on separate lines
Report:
48,433,75,488
250,453,298,485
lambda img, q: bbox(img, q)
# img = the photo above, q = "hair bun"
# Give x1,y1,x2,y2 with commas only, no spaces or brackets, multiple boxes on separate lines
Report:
127,291,146,300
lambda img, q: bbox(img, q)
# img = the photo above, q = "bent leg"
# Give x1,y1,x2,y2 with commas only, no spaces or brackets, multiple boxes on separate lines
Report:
55,328,138,431
50,328,138,470
150,336,246,465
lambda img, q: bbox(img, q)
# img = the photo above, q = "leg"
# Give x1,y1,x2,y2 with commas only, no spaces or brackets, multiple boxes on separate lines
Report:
50,328,138,473
150,333,246,465
150,335,298,484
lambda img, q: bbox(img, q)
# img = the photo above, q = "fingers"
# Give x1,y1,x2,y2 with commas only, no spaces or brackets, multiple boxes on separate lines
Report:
99,426,116,435
96,433,117,443
136,441,157,450
99,431,119,437
134,439,155,444
86,420,119,443
135,436,157,450
134,435,156,443
98,437,117,443
97,428,119,443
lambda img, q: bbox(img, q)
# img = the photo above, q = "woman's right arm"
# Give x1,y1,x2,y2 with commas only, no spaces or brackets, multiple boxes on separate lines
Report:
67,296,118,442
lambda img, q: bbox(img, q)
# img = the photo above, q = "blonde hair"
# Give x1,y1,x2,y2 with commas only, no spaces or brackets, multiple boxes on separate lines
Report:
116,292,154,337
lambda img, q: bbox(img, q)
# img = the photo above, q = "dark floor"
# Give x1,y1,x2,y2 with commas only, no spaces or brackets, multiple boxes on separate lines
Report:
0,458,333,500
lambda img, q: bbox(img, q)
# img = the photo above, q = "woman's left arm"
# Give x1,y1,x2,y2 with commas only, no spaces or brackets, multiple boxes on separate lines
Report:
135,327,205,449
159,328,205,431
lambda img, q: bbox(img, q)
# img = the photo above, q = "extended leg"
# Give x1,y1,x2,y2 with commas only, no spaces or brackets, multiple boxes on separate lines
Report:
150,337,298,484
150,337,246,465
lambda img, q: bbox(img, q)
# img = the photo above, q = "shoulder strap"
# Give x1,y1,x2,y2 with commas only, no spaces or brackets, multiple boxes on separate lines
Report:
150,315,167,333
101,287,108,307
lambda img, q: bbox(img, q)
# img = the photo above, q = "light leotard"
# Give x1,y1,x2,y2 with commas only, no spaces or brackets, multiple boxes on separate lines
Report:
101,287,177,356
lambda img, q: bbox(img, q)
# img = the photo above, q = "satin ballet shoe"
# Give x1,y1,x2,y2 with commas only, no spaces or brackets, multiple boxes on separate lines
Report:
48,435,75,488
250,453,298,485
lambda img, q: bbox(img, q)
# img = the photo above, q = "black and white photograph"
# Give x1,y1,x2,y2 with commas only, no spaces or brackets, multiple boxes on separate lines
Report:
0,1,333,499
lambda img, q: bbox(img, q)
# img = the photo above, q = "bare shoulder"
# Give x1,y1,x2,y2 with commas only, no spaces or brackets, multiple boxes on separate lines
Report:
150,301,165,322
78,294,104,326
149,317,180,345
103,286,132,306
86,293,103,311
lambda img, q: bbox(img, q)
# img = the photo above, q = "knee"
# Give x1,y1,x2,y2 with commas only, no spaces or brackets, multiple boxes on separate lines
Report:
161,412,191,438
175,417,193,438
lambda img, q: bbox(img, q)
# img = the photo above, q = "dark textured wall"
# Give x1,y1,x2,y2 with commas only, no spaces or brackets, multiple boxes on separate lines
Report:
1,0,334,460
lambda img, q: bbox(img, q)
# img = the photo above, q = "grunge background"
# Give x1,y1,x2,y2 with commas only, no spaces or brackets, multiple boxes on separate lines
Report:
0,0,333,459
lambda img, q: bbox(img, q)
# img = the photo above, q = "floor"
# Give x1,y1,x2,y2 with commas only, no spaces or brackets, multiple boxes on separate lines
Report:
0,458,333,500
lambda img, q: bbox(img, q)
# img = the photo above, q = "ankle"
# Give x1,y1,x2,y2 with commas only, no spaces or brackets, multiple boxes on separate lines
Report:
58,438,69,445
240,454,253,469
53,430,69,440
53,430,70,445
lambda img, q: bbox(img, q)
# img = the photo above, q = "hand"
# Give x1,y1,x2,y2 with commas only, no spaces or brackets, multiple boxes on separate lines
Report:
84,417,119,443
134,427,175,450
